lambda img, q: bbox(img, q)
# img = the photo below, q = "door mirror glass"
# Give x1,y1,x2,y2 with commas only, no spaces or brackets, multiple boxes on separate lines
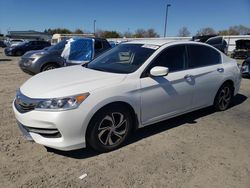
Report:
150,66,169,77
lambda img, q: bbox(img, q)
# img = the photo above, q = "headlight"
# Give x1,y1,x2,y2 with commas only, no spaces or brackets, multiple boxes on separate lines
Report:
23,58,35,66
35,93,89,111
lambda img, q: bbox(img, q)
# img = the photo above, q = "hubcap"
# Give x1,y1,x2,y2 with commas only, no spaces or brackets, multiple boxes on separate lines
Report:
97,112,127,146
218,86,231,110
46,66,55,70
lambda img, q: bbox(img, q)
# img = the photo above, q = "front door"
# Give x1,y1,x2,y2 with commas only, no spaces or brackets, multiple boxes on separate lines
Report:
140,45,194,125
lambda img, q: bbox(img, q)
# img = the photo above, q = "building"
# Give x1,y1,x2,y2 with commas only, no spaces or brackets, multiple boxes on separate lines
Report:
6,30,51,41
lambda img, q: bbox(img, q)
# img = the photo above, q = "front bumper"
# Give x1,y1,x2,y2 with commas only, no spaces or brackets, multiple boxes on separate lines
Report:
18,58,38,75
4,48,13,56
12,101,88,151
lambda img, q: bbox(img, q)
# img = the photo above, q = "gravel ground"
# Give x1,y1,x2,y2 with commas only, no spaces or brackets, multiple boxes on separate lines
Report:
0,48,250,188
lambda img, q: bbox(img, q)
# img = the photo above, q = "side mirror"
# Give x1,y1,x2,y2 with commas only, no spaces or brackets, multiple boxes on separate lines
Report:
150,66,169,77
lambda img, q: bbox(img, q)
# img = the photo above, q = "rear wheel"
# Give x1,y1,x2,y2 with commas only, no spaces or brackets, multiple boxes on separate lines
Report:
87,105,132,152
41,63,58,72
214,82,233,111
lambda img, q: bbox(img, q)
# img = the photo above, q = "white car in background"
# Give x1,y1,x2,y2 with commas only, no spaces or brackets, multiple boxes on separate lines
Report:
13,40,241,152
5,39,25,47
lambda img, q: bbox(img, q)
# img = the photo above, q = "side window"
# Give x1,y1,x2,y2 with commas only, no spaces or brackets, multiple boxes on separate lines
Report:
206,37,222,45
30,41,37,46
148,45,186,73
188,45,221,68
95,40,103,50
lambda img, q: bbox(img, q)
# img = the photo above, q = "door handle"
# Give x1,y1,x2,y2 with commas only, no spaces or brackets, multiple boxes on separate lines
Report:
217,68,224,73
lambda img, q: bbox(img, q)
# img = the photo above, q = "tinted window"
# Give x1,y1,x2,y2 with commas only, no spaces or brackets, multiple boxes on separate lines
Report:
206,37,222,45
148,45,186,72
95,40,103,50
188,45,221,68
30,41,38,45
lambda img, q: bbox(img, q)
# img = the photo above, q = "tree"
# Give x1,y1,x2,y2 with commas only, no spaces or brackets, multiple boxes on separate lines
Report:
196,27,216,36
218,29,229,35
46,28,72,35
218,25,250,35
123,31,133,38
73,29,84,34
178,27,191,37
95,30,121,38
147,28,160,37
133,29,147,38
133,28,159,38
228,25,250,35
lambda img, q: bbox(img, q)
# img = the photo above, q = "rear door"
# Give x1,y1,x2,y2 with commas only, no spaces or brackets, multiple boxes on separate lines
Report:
186,44,224,108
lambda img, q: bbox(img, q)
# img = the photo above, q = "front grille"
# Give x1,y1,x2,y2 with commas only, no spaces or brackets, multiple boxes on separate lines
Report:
15,89,38,113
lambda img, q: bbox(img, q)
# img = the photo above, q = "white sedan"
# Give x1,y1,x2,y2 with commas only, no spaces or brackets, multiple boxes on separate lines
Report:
13,40,241,152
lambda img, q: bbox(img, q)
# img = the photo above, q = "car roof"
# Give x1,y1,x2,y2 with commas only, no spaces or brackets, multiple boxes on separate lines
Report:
124,39,205,47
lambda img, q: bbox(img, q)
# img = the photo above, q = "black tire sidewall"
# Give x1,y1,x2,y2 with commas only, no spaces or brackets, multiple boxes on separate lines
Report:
87,105,133,152
15,50,23,56
42,64,57,72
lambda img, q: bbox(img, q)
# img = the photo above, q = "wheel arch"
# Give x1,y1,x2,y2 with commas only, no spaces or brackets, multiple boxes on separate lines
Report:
85,101,139,142
40,62,60,72
214,79,235,103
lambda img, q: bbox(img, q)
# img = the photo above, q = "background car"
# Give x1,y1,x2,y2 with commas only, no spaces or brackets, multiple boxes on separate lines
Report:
19,40,67,74
4,40,51,56
0,40,7,48
242,57,250,77
5,39,25,47
13,40,241,153
205,36,228,54
191,34,217,42
18,38,111,75
231,39,250,59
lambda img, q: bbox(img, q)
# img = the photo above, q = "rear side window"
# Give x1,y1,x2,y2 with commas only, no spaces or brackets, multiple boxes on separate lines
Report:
95,40,103,50
187,45,221,68
148,45,187,72
206,37,222,45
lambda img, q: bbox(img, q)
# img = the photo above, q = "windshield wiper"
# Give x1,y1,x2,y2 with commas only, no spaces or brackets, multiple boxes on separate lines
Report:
89,67,107,72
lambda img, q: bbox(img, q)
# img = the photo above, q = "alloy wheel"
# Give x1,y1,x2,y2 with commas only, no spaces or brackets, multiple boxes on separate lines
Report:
218,86,231,110
97,112,128,146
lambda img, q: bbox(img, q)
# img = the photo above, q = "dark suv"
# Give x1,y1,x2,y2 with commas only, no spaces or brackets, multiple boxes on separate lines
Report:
4,40,51,56
19,38,111,75
205,36,228,54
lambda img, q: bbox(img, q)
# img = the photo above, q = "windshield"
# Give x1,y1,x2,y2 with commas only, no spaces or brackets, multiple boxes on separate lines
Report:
48,40,67,52
86,44,156,74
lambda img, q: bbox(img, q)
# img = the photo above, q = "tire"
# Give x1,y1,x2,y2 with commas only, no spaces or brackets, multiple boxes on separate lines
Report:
41,63,58,72
87,105,133,152
15,50,23,56
214,82,233,111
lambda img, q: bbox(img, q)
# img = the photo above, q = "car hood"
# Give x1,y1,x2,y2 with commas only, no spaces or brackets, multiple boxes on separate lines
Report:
22,50,48,58
20,65,127,98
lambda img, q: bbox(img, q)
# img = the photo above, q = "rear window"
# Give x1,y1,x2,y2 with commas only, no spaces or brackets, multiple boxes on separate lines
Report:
188,44,221,68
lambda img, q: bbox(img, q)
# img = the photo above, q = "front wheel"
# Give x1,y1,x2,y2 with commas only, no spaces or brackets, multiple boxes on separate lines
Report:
41,63,58,72
15,50,23,56
87,105,132,152
214,83,233,111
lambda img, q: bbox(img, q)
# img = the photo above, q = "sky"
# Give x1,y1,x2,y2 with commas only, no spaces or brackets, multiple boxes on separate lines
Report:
0,0,250,37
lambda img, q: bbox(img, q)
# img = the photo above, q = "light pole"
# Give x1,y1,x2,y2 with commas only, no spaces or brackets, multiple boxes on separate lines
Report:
164,4,171,37
93,20,96,36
